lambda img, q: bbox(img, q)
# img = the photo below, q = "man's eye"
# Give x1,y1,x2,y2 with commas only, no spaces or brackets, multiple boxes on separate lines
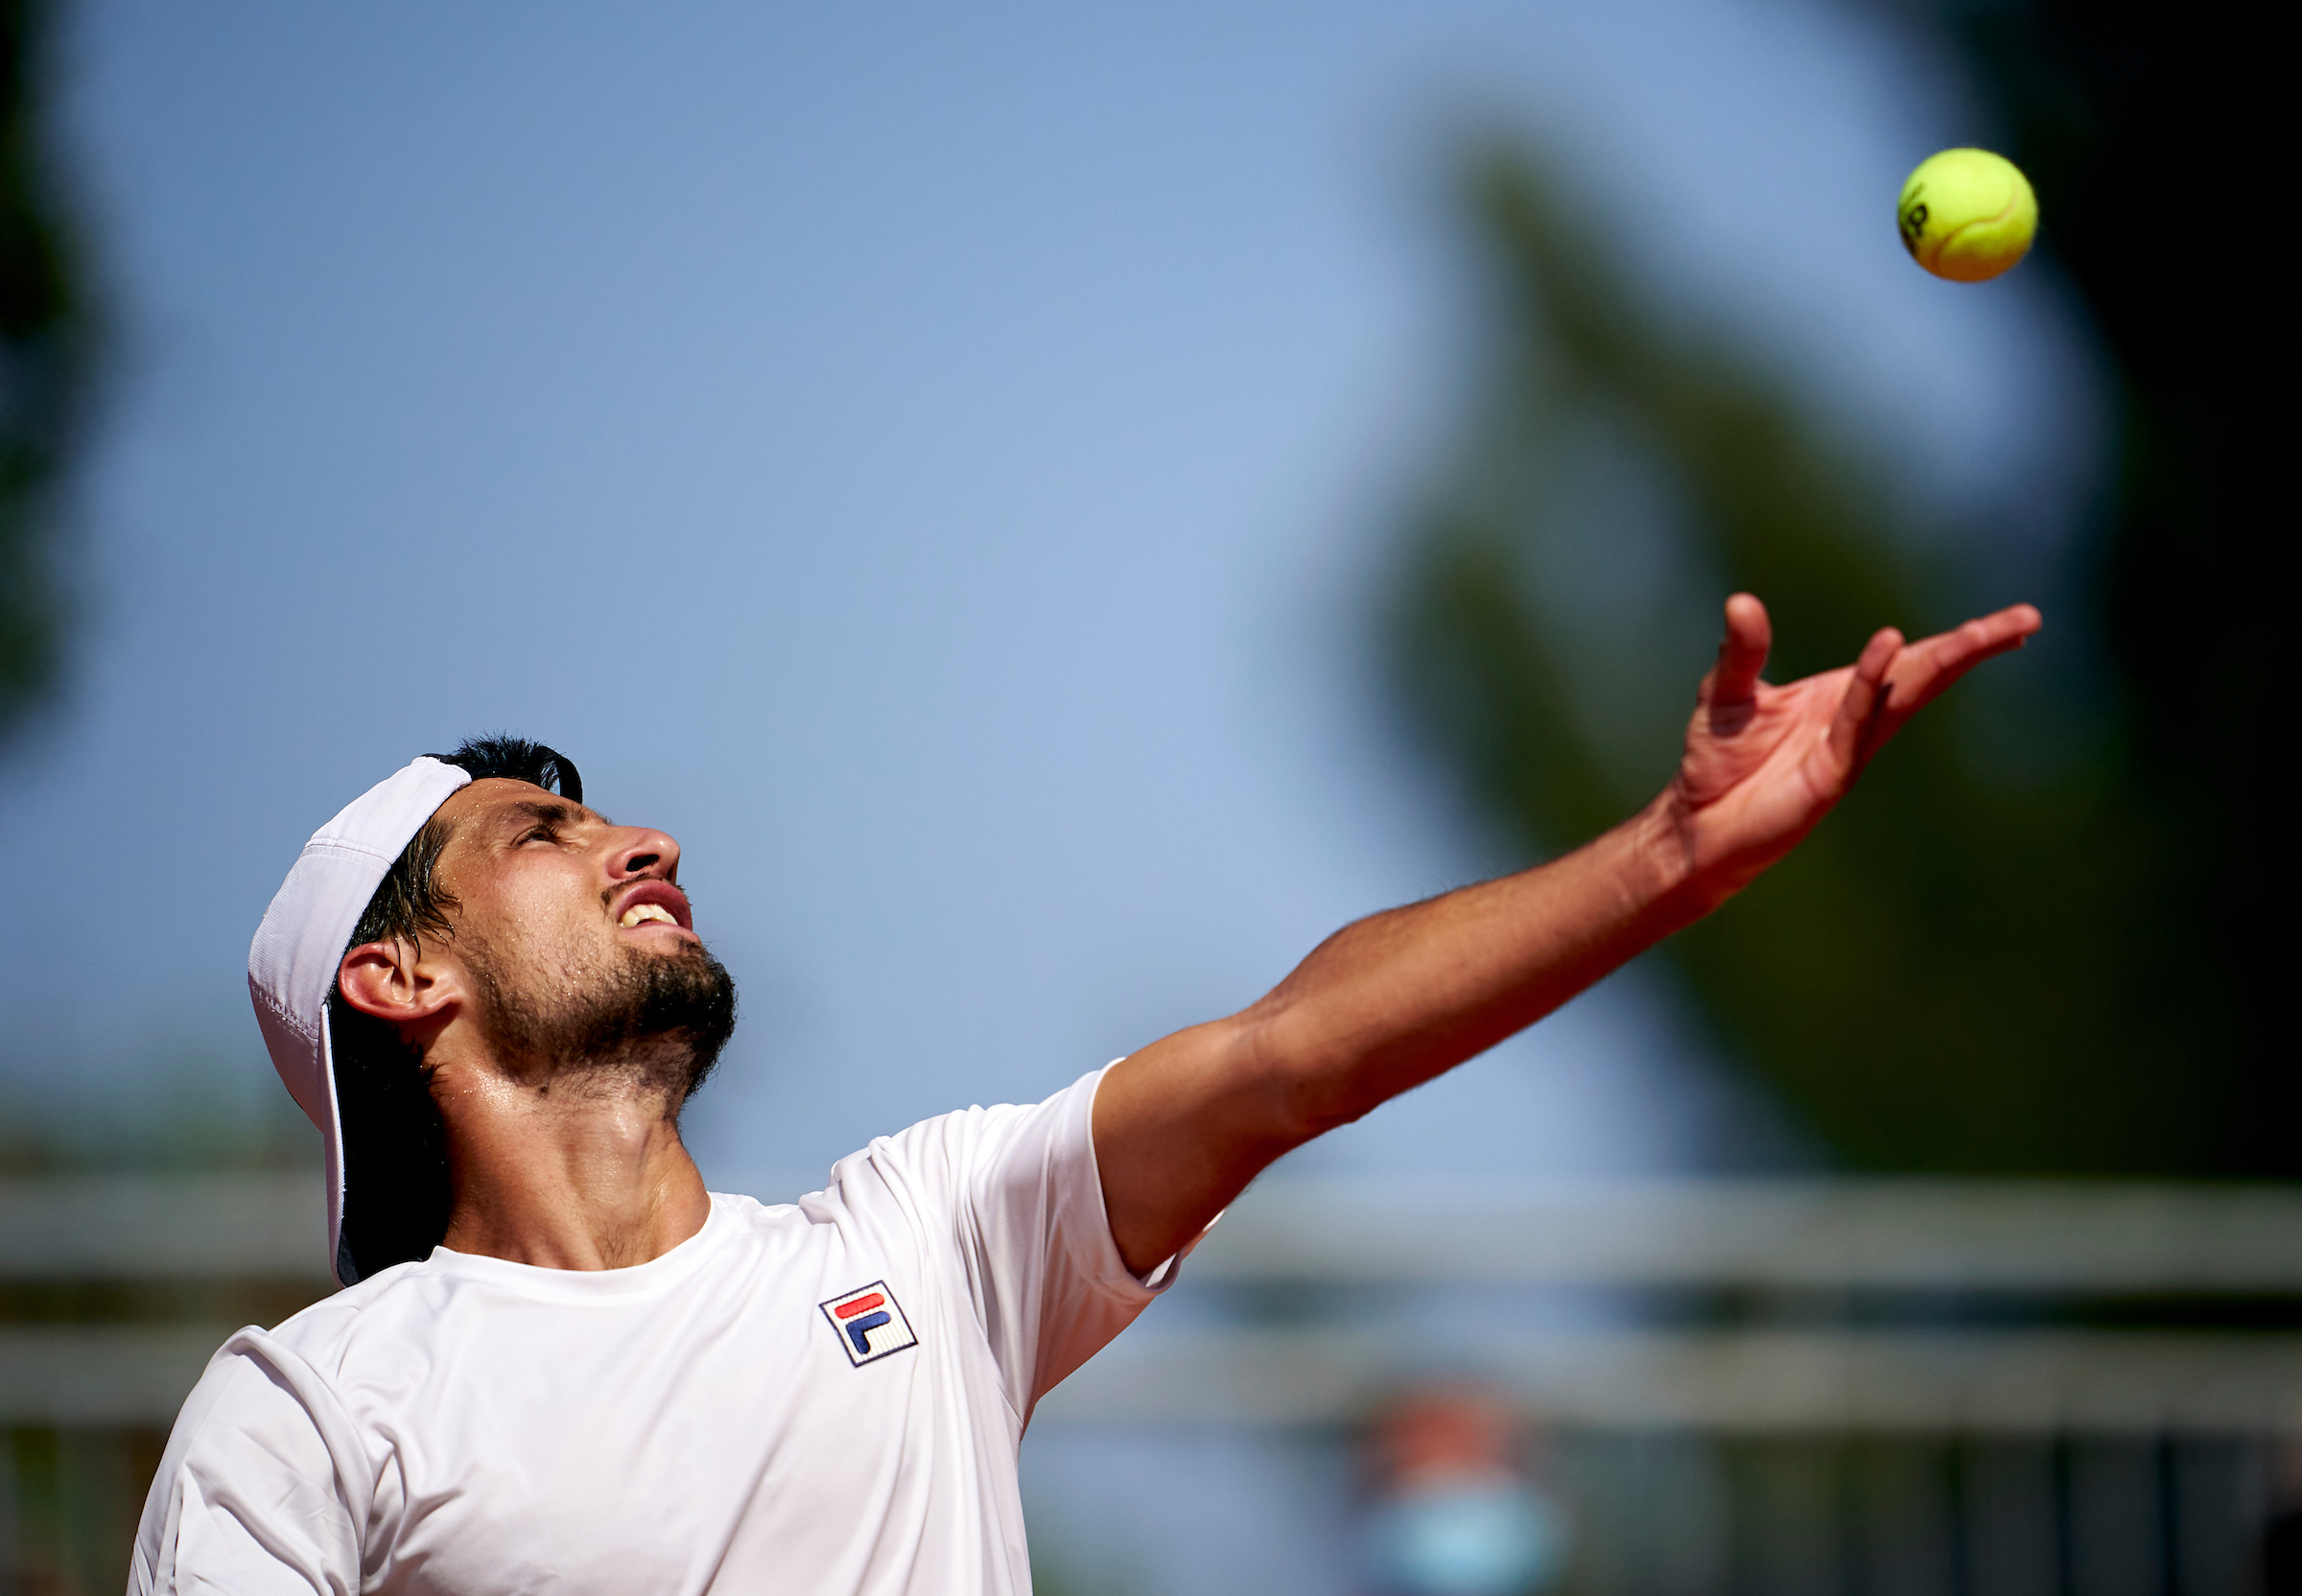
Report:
519,826,559,846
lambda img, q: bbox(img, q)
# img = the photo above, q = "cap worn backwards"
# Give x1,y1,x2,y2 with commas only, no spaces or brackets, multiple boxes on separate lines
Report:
247,757,472,1286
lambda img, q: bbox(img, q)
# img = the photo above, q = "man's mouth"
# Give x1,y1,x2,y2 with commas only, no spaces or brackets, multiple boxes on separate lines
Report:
611,880,694,935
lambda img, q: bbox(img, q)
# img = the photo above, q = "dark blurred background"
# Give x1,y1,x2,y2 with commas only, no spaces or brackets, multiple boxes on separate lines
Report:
3,0,2290,1589
1386,0,2289,1178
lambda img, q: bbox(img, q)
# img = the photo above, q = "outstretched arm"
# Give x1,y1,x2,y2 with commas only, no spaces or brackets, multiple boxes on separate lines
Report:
1092,594,2041,1274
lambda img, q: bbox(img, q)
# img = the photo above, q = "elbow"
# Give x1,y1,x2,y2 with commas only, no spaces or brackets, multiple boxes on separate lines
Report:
1234,1002,1383,1149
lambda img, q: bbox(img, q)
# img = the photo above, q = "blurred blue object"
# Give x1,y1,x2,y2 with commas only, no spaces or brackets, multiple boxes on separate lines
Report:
1356,1476,1570,1596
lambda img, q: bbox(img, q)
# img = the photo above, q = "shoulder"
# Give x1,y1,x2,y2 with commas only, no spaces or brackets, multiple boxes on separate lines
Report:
790,1069,1108,1235
137,1326,372,1591
168,1311,380,1474
846,1070,1106,1183
257,1255,449,1373
171,1326,336,1440
150,1261,441,1468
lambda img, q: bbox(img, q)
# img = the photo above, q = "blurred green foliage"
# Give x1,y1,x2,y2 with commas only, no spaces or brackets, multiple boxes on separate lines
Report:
1384,131,2271,1174
0,1044,317,1174
0,0,95,749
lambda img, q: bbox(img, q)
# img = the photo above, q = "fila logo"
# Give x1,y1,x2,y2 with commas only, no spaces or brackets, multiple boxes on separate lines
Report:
820,1280,919,1367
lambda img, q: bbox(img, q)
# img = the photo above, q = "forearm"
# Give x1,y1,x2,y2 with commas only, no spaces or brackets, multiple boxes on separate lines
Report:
1095,791,1709,1271
1094,596,2040,1272
1248,792,1708,1136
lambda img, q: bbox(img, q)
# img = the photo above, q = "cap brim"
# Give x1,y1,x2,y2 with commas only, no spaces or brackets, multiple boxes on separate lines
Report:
320,1005,352,1286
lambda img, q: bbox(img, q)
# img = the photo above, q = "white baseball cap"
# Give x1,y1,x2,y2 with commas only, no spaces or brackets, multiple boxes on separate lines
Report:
248,756,472,1285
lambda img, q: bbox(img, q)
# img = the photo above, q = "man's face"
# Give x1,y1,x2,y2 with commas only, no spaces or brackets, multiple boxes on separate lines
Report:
423,778,737,1096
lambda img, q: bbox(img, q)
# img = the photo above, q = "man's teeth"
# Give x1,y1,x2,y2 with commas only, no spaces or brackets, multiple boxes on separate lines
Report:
620,904,678,928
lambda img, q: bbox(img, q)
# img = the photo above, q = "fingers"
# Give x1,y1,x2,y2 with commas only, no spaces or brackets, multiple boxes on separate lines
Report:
1887,603,2045,713
1704,593,1772,706
1840,603,2041,780
1825,626,1905,775
1985,602,2044,646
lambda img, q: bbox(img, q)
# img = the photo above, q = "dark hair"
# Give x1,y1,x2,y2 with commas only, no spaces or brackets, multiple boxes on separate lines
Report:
326,737,583,1283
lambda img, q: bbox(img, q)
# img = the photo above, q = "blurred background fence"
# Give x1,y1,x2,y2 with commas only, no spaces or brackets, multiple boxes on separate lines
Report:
12,1173,2302,1592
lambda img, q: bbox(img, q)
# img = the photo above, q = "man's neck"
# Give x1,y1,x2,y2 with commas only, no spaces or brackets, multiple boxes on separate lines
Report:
432,1050,713,1271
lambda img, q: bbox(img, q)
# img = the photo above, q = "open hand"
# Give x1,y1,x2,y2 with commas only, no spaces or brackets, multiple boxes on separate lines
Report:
1664,593,2042,899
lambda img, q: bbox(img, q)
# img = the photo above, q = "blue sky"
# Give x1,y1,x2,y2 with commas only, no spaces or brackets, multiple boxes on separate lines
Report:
5,0,2100,1191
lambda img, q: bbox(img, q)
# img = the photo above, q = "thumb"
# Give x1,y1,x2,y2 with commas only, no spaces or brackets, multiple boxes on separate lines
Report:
1703,594,1772,713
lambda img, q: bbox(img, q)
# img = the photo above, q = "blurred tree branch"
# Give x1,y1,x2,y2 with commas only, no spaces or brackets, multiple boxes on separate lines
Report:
1,0,96,749
1386,138,2267,1174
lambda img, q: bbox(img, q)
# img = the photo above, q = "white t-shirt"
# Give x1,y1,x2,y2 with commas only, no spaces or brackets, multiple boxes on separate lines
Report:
130,1068,1173,1595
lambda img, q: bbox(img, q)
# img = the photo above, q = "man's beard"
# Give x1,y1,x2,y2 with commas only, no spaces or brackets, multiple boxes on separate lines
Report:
464,933,738,1106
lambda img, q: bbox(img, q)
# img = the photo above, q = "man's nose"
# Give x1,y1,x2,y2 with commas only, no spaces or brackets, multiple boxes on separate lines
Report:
607,829,681,881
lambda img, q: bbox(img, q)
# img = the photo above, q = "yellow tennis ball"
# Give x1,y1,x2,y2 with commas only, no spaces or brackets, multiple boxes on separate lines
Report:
1896,149,2037,282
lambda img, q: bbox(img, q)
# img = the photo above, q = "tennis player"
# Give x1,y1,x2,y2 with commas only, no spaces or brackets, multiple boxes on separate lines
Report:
130,594,2036,1593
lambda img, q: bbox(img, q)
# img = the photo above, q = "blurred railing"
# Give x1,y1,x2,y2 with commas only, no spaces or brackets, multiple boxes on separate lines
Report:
1040,1179,2302,1435
9,1174,2302,1591
1038,1179,2302,1592
1,1173,329,1593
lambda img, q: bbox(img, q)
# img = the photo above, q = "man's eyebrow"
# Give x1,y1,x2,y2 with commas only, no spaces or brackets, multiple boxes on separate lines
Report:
500,799,609,831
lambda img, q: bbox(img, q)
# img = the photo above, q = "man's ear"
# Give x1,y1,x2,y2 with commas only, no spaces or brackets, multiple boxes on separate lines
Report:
339,937,460,1024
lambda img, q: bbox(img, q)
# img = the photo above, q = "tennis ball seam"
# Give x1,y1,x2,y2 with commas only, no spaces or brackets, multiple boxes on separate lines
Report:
1932,188,2024,269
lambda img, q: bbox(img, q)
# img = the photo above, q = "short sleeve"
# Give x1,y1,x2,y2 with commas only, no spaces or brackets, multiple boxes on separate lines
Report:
130,1329,370,1595
847,1067,1189,1421
959,1067,1189,1415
